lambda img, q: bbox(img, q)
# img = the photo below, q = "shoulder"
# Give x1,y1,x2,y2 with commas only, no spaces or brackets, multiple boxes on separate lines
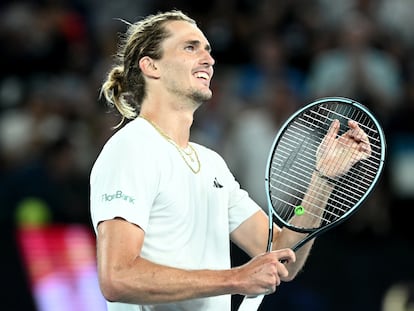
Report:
106,118,154,146
91,118,162,171
192,142,229,169
100,118,165,154
192,142,220,158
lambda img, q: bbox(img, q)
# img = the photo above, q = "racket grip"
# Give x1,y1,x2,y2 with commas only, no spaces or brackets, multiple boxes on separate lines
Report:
238,295,265,311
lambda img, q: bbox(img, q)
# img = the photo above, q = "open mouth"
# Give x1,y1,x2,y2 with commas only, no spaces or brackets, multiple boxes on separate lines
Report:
194,71,211,88
194,71,210,85
194,71,209,80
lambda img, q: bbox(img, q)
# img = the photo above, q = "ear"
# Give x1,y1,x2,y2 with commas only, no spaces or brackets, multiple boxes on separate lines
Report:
139,56,160,79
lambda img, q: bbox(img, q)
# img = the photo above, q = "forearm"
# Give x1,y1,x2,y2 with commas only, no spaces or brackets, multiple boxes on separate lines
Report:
272,172,334,278
99,256,240,304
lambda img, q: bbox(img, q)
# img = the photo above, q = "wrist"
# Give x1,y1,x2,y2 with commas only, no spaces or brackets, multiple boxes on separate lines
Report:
313,169,336,186
228,266,248,295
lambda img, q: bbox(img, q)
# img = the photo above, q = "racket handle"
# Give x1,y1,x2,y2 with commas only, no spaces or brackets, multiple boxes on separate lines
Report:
238,295,264,311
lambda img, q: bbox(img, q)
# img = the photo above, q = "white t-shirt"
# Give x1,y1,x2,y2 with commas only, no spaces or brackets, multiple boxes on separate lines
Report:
90,118,261,311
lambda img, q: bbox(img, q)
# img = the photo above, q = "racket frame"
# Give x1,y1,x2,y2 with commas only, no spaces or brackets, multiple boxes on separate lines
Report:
264,96,386,252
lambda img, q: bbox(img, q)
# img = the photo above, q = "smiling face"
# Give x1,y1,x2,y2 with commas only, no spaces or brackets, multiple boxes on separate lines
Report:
155,20,215,106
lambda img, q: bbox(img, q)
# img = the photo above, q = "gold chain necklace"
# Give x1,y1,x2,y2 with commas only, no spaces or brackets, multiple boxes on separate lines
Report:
139,116,201,174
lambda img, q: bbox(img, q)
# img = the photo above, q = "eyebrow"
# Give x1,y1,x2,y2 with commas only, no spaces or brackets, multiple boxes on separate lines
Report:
185,40,212,53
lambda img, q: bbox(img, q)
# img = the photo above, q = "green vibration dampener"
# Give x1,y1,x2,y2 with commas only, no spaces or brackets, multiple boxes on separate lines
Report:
295,205,305,215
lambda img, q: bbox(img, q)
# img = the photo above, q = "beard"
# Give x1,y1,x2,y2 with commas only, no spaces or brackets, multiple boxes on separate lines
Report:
169,85,212,108
188,87,212,103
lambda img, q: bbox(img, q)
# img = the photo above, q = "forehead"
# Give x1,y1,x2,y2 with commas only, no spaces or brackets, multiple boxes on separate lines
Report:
163,20,211,49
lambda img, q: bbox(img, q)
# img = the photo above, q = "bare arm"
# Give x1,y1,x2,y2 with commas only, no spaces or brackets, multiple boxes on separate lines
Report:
97,119,372,303
271,172,335,279
231,119,372,281
96,218,295,304
230,210,313,282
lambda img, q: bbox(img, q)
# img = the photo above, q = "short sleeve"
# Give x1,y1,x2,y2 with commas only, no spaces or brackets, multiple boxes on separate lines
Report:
90,126,160,233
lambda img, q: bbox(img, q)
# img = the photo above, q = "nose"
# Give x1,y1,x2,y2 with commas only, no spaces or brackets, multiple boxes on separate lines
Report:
201,50,215,67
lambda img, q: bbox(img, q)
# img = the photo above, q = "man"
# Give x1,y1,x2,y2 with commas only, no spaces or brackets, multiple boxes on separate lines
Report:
90,10,370,311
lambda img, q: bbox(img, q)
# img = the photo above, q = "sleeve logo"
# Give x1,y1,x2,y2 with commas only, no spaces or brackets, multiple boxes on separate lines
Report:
101,191,135,204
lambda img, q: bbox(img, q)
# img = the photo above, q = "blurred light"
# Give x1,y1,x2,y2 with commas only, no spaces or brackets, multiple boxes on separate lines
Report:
16,224,106,311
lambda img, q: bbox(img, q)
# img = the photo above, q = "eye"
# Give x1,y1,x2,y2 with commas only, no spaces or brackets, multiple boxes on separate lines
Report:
185,45,195,52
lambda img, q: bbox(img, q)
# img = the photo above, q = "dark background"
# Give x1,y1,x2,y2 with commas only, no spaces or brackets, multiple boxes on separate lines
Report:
1,0,414,310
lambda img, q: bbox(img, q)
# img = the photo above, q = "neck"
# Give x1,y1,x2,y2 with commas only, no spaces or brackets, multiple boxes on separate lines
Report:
139,114,201,174
139,110,194,148
139,88,203,147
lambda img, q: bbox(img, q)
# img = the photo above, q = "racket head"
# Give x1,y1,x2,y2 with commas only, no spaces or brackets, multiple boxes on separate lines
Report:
265,97,386,237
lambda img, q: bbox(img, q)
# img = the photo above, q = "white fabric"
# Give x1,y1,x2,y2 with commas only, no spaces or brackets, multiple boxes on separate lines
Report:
90,118,261,311
237,295,265,311
223,108,277,208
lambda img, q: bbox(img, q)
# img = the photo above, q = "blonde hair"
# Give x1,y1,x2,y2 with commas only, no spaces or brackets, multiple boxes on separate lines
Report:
101,10,196,127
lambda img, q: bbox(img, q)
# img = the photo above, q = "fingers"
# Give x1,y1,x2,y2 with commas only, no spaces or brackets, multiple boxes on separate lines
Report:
328,119,370,149
238,248,296,296
271,248,296,265
325,119,340,140
347,120,365,141
317,119,372,178
269,248,296,281
347,120,368,142
346,120,372,155
318,119,340,163
253,249,295,294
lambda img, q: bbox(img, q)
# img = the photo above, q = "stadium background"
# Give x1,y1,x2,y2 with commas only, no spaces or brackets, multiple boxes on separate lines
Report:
1,1,414,310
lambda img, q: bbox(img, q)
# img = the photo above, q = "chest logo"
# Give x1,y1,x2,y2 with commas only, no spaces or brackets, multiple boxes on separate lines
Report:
213,177,223,188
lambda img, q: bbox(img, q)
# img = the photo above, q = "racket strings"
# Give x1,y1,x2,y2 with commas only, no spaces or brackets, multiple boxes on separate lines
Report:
273,122,368,188
269,169,361,214
311,106,383,152
269,101,383,231
269,168,354,226
269,189,345,225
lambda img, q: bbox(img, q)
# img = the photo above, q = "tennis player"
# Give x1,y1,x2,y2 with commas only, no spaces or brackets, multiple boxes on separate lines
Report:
90,10,369,311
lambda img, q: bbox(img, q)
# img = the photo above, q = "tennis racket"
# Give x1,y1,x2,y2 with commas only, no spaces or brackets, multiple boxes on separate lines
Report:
238,96,386,311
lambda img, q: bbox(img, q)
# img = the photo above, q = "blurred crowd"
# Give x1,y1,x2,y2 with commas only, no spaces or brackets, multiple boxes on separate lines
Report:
1,0,413,235
1,0,414,310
